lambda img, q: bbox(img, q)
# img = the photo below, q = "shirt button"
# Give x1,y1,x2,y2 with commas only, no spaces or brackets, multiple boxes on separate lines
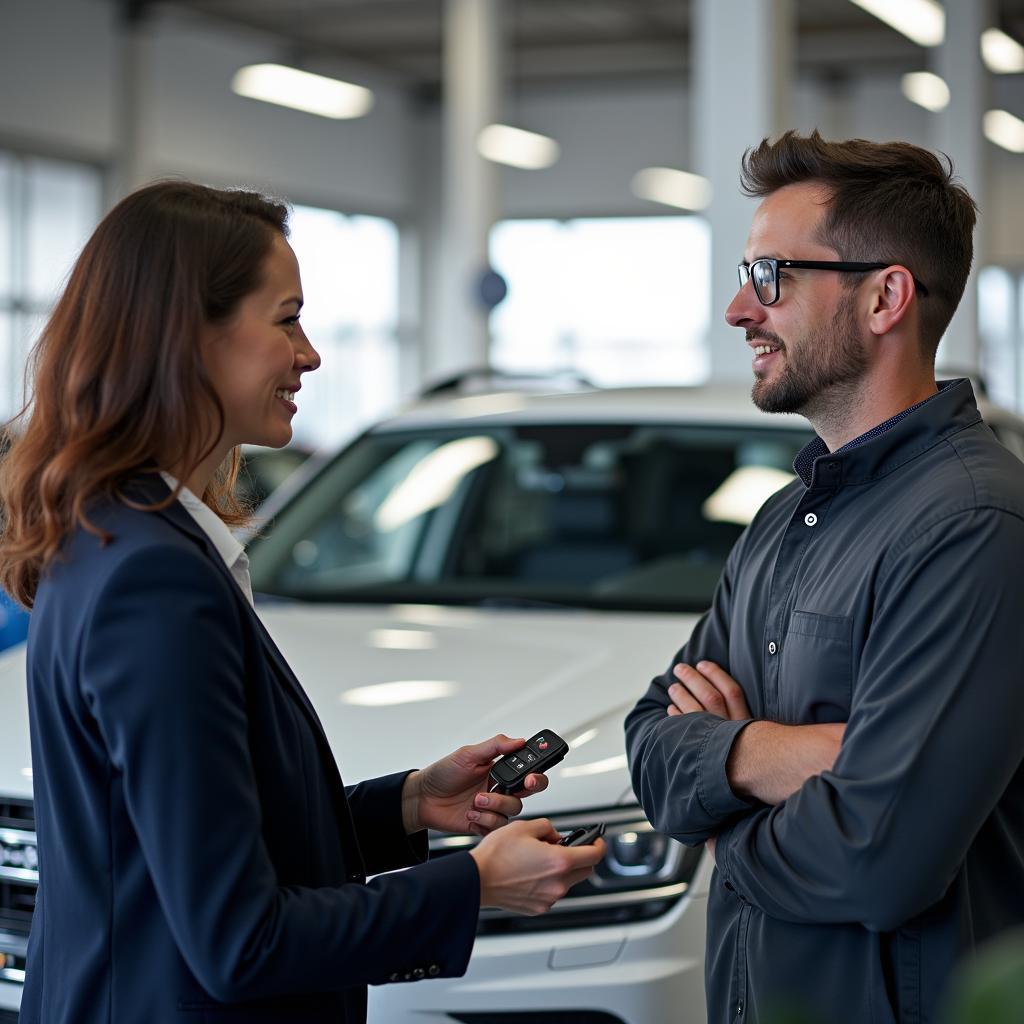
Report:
804,512,818,527
768,641,777,655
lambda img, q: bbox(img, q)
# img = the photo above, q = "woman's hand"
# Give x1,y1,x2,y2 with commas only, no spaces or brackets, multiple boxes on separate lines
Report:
470,818,606,915
402,735,549,836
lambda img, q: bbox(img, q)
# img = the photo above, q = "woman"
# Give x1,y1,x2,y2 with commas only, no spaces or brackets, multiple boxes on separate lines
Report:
0,182,603,1023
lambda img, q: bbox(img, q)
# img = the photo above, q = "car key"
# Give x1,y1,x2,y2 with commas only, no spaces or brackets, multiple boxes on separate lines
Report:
488,729,569,794
559,822,606,846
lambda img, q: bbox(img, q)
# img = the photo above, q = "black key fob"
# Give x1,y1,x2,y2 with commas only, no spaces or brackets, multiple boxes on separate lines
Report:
488,729,569,795
559,822,606,847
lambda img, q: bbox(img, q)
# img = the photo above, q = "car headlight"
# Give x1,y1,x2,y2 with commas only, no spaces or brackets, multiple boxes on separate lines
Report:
429,808,704,935
590,819,685,890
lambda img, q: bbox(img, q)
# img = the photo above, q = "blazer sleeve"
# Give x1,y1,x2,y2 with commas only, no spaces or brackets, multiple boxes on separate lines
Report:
345,771,430,875
714,508,1024,930
624,534,757,844
79,543,480,1003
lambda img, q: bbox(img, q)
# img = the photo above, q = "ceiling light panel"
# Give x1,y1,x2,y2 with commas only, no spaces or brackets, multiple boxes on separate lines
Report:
231,64,374,120
900,71,950,112
631,167,712,211
984,109,1024,152
477,124,560,170
848,0,944,47
982,28,1024,73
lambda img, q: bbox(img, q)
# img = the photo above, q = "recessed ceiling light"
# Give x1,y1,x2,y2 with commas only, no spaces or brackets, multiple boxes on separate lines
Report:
984,109,1024,153
982,28,1024,74
631,167,713,211
477,124,560,170
900,71,950,112
231,64,374,120
848,0,944,47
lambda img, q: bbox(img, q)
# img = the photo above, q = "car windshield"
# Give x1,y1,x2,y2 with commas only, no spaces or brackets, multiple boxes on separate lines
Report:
248,422,812,612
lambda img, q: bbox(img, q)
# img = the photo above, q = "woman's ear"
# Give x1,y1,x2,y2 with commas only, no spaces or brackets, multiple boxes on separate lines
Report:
866,266,916,337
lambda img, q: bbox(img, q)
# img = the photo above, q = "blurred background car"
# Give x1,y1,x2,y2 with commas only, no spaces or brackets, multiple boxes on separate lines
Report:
236,443,315,510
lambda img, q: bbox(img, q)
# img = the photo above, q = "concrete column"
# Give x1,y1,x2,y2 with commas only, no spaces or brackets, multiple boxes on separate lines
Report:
113,0,151,203
694,0,794,381
426,0,503,382
931,0,991,374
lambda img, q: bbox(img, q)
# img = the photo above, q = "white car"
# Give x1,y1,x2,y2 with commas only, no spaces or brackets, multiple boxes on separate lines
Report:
1,377,1021,1023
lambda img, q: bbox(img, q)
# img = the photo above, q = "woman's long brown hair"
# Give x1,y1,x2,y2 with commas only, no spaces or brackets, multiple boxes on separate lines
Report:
0,181,289,606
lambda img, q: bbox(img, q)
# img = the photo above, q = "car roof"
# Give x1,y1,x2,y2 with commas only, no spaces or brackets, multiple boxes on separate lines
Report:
374,384,811,432
373,377,1024,436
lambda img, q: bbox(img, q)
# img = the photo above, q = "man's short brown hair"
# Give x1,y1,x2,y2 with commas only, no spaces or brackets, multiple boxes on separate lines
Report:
740,130,978,356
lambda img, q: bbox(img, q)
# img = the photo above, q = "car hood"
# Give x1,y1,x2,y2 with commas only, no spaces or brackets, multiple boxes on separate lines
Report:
0,604,699,817
257,603,697,816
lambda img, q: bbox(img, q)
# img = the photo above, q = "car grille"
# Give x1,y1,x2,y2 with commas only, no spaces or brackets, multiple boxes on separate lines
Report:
0,796,35,989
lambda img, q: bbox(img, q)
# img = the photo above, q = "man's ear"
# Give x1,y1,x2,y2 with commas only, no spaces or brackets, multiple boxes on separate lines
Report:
866,266,916,337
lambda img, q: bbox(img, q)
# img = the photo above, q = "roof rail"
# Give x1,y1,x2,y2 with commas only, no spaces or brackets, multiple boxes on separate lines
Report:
419,366,595,397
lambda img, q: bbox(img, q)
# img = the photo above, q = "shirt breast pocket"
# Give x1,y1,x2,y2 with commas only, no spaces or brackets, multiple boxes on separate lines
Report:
779,610,853,723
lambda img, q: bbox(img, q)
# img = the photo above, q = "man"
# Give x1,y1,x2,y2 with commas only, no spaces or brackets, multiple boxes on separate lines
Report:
625,131,1024,1024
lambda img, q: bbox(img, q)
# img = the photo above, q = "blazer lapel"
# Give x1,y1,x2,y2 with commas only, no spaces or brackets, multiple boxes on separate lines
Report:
126,474,338,754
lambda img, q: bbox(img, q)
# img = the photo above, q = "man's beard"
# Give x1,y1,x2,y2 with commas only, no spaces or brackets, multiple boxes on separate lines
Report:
751,292,868,415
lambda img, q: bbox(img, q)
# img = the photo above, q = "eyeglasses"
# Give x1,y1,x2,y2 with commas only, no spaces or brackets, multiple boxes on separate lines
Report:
737,258,930,306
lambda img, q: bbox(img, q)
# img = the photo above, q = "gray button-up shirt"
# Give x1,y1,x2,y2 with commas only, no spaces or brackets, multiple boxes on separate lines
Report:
625,378,1024,1023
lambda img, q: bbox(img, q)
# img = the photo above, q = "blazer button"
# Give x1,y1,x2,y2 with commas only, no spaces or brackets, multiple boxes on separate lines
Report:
428,964,441,977
389,972,400,983
403,972,412,981
412,967,425,980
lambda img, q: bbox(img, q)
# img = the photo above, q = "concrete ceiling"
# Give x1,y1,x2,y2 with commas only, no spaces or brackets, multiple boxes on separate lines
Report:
146,0,1024,95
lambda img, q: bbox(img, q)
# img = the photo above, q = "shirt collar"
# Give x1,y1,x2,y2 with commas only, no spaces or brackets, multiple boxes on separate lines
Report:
158,472,247,572
792,378,983,488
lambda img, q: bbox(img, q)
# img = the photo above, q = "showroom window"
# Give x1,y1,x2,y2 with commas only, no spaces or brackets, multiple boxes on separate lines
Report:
978,265,1024,412
287,205,401,449
489,216,711,387
0,151,104,421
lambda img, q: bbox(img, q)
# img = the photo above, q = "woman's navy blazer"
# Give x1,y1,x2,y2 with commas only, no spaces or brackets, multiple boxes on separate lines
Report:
18,474,480,1023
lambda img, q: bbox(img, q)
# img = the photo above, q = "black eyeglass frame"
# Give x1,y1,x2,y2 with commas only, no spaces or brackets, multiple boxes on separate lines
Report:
738,258,930,306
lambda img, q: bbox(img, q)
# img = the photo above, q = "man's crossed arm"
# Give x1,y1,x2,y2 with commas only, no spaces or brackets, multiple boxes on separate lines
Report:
667,660,844,806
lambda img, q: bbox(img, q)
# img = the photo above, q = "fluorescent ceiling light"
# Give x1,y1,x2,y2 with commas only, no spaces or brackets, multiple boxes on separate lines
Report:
901,71,950,112
375,436,499,532
984,109,1024,152
848,0,944,47
477,123,560,170
231,64,374,120
703,465,796,526
982,28,1024,73
340,680,457,707
631,167,712,211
